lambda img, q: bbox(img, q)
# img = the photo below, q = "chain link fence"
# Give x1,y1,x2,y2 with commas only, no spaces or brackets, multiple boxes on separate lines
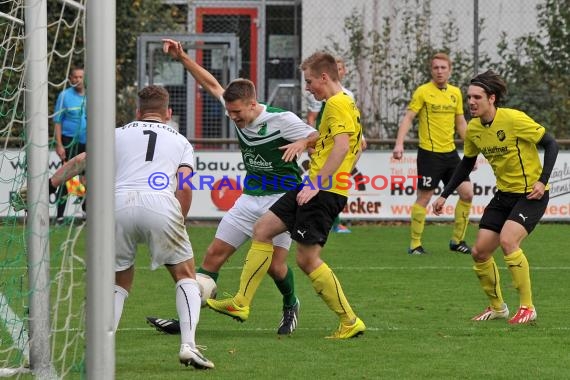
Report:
158,0,567,141
301,0,557,140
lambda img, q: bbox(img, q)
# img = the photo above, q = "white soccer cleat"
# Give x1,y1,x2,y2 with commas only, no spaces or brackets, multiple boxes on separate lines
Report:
471,304,509,321
179,344,214,369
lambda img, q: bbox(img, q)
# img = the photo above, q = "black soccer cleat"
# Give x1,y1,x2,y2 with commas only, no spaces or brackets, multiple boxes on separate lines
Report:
146,317,181,335
449,240,471,254
277,298,300,335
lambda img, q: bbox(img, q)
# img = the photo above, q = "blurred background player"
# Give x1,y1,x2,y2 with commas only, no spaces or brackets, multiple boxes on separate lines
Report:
147,39,318,336
392,52,473,255
433,70,558,324
53,66,87,225
207,51,366,339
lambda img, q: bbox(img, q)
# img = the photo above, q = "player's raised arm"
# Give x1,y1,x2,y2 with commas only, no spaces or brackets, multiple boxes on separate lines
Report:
162,39,224,99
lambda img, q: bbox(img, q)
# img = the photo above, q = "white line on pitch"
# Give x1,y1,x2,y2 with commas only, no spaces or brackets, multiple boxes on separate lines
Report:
0,293,29,364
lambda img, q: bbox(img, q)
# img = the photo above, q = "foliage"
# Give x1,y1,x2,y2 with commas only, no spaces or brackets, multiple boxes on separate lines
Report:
326,0,483,141
115,1,185,126
494,0,570,137
1,0,184,139
328,0,567,140
7,0,184,136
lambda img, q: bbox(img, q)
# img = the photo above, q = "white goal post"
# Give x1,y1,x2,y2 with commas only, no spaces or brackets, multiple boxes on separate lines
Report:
0,0,115,378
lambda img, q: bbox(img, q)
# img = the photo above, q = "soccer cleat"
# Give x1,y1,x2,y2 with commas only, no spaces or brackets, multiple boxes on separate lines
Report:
450,240,471,254
179,344,214,369
10,188,27,212
471,304,509,321
277,298,300,335
508,306,537,324
333,224,351,233
326,317,366,339
146,317,181,335
408,245,428,255
206,297,249,322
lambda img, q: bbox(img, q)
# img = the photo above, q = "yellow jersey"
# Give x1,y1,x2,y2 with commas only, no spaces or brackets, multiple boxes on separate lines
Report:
310,91,362,197
408,81,464,153
464,108,547,193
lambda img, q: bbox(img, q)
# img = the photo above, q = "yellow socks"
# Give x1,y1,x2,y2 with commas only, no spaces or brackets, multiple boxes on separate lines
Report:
234,241,273,307
309,263,356,325
504,249,533,308
473,257,504,310
451,199,471,243
410,203,426,249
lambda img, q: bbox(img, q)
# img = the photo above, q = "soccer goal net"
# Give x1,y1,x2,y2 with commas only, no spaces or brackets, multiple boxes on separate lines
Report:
0,0,86,377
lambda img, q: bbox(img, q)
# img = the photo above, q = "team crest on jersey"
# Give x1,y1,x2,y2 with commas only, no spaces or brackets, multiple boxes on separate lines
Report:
496,130,506,141
450,94,457,104
257,123,268,136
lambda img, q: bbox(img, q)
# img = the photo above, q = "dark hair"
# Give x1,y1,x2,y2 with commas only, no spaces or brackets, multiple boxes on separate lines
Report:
223,78,257,103
69,66,84,77
138,85,169,113
300,51,339,81
470,70,507,106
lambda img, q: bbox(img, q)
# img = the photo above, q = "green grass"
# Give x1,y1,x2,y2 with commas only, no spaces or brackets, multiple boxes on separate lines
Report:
2,223,570,379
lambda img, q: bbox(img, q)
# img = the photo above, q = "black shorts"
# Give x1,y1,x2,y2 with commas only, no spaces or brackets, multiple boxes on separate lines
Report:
416,148,470,190
61,135,86,159
479,190,549,234
269,189,347,246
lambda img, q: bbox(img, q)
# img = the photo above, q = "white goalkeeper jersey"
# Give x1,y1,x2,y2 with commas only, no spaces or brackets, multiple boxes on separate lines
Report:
115,120,194,194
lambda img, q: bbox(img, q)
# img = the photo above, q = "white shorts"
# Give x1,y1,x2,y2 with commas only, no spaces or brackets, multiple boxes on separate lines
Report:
115,192,193,271
215,193,292,249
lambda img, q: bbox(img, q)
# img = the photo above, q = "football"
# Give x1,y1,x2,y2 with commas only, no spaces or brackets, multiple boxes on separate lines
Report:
196,273,217,307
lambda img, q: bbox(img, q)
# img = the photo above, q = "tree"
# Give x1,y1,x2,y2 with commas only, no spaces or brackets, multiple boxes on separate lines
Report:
494,0,569,137
46,0,184,129
326,0,482,142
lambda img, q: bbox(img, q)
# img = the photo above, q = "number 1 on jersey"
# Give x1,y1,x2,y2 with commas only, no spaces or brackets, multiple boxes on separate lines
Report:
143,130,157,161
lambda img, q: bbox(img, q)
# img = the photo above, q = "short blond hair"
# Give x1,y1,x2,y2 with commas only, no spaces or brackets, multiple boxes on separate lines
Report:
431,52,452,69
300,51,339,81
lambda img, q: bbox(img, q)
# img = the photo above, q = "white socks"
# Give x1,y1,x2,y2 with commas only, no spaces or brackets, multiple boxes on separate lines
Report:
113,285,129,332
176,278,201,347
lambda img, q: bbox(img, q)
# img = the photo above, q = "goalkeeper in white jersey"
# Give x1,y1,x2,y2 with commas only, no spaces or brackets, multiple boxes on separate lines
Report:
146,39,318,336
10,87,214,368
114,85,213,369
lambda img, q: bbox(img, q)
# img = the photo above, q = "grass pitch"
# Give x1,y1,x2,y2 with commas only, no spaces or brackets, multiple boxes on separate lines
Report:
117,223,569,379
2,223,569,379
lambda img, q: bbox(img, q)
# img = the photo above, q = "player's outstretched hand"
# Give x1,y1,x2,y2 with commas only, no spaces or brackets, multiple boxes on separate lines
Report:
432,196,446,216
279,140,308,162
162,39,184,60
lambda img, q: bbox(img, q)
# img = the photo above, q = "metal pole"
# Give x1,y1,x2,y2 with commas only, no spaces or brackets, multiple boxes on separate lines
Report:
86,0,116,378
473,0,479,75
24,0,54,377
